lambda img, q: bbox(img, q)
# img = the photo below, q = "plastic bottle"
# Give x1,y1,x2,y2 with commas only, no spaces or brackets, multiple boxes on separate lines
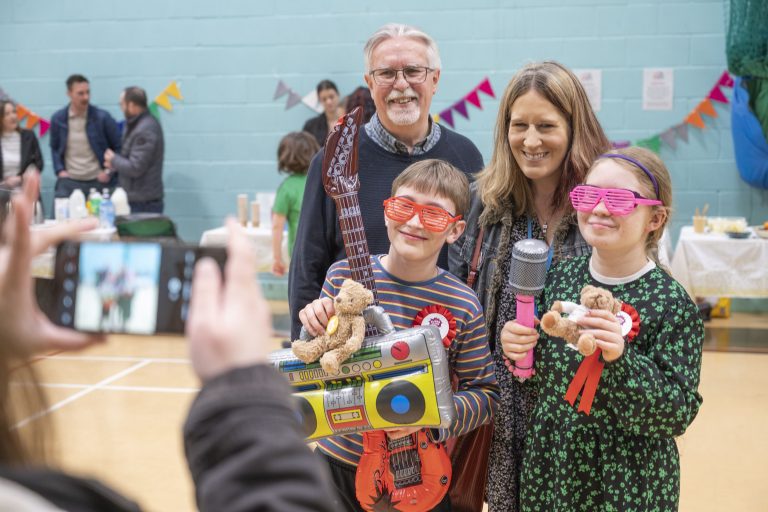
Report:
88,188,102,217
69,188,87,219
111,187,131,216
99,189,115,228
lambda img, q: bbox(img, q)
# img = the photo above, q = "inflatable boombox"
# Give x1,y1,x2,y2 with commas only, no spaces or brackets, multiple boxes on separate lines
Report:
269,323,456,440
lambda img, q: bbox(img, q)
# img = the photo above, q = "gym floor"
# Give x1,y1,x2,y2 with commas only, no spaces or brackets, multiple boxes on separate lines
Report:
16,309,768,512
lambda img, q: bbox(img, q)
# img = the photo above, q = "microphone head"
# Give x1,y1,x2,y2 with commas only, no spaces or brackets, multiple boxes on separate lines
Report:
508,238,549,297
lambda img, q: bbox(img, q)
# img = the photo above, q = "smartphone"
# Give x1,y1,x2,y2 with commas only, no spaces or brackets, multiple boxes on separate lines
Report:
45,240,227,335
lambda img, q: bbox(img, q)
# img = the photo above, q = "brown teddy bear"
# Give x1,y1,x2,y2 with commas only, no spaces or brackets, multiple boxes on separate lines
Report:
291,279,374,375
540,285,622,356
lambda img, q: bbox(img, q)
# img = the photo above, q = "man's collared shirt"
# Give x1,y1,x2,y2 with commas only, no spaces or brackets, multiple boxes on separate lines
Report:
364,113,441,155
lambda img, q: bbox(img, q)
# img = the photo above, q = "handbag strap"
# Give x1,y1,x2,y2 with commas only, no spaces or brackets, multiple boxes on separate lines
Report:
466,226,485,289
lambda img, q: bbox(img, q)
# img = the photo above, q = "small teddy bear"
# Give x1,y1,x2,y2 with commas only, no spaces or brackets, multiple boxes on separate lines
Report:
540,285,622,356
291,279,374,375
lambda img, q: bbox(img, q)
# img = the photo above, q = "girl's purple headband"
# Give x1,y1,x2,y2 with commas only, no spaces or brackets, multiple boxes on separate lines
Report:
599,153,660,198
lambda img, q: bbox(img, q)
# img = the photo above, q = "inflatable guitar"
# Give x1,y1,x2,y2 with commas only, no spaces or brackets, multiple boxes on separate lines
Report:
268,108,455,511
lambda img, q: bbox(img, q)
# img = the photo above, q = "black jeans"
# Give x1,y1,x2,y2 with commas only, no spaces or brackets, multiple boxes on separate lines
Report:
317,452,451,512
54,176,105,199
128,199,164,214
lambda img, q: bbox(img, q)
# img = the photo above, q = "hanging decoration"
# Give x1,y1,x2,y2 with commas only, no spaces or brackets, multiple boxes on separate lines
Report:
620,71,734,154
151,80,184,117
273,79,324,113
433,77,495,128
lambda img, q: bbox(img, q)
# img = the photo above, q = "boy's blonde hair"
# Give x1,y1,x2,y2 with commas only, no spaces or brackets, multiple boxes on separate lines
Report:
588,147,673,267
391,159,470,217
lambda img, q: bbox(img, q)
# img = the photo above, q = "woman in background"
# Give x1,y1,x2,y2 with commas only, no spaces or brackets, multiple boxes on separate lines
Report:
0,100,43,189
302,80,344,146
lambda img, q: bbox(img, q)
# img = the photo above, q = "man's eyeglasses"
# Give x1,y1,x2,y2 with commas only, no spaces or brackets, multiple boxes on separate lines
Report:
383,196,461,232
369,66,433,86
569,185,662,216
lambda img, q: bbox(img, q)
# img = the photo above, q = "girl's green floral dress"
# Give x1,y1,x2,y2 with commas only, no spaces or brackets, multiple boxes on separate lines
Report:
521,255,703,512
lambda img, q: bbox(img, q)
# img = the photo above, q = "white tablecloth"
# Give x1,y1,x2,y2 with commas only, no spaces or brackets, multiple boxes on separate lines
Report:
199,223,288,273
670,226,768,298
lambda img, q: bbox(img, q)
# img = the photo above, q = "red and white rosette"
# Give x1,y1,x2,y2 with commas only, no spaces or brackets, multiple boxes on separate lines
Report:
413,305,456,348
617,302,640,341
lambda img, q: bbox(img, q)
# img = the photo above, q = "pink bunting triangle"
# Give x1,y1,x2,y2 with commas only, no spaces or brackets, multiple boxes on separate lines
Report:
38,118,50,137
274,80,291,100
660,128,677,149
465,89,482,109
477,77,495,98
439,108,454,128
708,85,729,104
717,71,734,88
285,91,303,109
675,123,688,142
453,99,469,119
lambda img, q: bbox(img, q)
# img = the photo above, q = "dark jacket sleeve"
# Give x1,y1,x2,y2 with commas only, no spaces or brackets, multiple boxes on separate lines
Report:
110,120,159,178
105,112,122,154
288,150,336,339
184,365,337,512
49,109,65,174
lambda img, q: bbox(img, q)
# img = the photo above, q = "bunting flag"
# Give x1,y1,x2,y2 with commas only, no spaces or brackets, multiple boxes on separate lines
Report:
611,140,632,149
25,113,40,129
685,110,706,129
302,89,323,113
432,113,440,123
437,77,495,129
453,100,469,119
465,89,482,109
154,92,173,111
660,128,677,149
148,102,161,120
285,91,303,109
439,108,455,128
16,104,29,120
273,80,291,100
708,85,729,104
478,77,495,98
164,81,183,101
637,135,661,154
612,71,733,152
38,118,50,137
697,98,717,118
717,71,734,88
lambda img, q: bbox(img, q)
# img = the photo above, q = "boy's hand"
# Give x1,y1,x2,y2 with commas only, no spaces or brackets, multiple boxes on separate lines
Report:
271,259,286,277
499,319,539,362
577,309,624,362
298,297,335,337
384,426,421,440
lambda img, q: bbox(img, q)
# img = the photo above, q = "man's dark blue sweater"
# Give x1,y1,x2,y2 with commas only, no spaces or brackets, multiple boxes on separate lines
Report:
288,125,484,339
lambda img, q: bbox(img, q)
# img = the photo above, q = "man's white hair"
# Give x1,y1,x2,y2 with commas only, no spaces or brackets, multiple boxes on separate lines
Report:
363,23,442,72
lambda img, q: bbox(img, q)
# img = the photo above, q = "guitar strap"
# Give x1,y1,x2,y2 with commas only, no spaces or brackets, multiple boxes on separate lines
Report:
446,225,494,512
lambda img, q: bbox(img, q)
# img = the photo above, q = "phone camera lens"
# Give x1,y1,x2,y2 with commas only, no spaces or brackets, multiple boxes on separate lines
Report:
64,279,75,292
63,296,73,308
61,312,72,325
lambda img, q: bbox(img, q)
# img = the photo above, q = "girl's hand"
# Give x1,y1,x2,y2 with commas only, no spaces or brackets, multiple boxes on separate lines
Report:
577,309,624,362
271,259,286,276
499,319,539,362
298,297,335,337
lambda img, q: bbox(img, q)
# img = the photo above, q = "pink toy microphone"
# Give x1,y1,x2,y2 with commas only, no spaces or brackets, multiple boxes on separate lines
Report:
507,239,549,382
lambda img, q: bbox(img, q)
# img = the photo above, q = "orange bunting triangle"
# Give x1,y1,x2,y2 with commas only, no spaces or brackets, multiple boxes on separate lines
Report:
697,99,717,118
25,113,40,129
154,92,173,111
685,111,706,129
16,104,29,119
164,81,183,101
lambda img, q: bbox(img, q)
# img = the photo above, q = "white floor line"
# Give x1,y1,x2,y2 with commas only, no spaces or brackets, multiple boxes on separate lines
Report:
42,355,190,364
36,382,199,394
13,360,152,430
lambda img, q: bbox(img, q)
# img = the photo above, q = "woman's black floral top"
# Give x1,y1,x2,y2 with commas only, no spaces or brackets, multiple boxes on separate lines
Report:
521,255,704,512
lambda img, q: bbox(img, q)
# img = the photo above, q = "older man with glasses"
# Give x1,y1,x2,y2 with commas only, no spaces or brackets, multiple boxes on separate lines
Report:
289,23,484,341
